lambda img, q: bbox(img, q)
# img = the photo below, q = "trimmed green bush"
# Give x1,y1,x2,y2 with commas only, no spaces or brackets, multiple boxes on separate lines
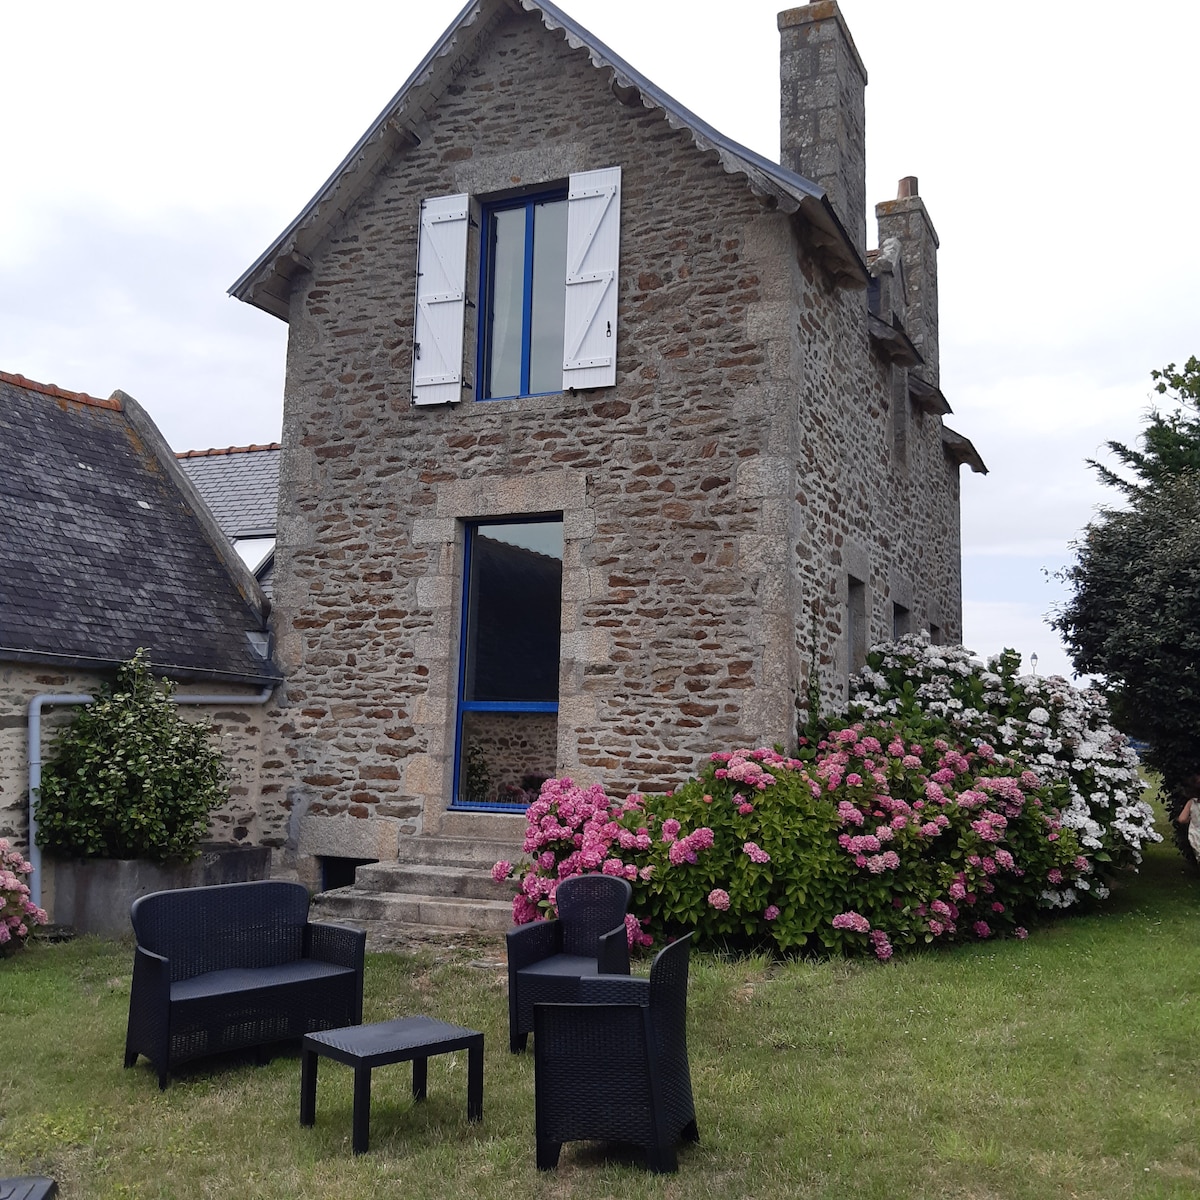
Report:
34,650,228,862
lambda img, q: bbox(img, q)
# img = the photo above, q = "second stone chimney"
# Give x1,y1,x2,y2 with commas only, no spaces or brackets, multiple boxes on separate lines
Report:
778,2,868,259
876,176,941,386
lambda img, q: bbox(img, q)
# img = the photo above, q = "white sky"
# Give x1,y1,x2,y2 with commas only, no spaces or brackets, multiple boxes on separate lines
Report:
3,0,1196,679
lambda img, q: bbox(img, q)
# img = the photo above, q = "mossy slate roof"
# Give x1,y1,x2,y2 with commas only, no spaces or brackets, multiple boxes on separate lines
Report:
0,373,281,686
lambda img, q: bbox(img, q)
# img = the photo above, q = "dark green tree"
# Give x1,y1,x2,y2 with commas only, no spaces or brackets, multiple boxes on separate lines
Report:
1053,358,1200,863
1087,357,1200,494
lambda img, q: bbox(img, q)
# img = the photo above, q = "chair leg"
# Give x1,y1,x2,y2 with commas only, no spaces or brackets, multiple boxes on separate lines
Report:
682,1117,700,1143
510,1030,528,1054
157,1068,169,1091
124,1047,137,1069
536,1139,562,1170
647,1141,678,1174
299,1048,318,1127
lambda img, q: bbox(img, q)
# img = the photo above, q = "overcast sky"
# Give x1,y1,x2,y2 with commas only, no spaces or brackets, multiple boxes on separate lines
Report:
3,0,1196,678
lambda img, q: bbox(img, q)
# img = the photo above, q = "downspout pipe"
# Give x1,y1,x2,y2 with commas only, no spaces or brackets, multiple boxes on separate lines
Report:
26,686,275,909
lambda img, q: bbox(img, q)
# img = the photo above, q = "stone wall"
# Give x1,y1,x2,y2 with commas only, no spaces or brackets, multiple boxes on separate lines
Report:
261,5,966,866
0,662,272,856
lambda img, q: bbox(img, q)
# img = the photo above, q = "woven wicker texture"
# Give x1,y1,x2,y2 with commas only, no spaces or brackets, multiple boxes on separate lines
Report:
505,874,631,1052
532,932,698,1173
125,880,365,1088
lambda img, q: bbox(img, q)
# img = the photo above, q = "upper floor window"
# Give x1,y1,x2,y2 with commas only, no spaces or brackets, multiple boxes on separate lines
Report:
481,191,568,400
411,167,622,406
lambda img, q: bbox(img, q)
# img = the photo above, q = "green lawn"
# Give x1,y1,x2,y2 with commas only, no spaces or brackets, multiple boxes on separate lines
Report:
2,823,1198,1200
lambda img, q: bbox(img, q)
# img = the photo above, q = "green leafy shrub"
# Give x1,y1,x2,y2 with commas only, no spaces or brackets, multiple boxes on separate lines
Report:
844,636,1159,877
495,638,1158,961
34,650,228,862
497,726,1094,960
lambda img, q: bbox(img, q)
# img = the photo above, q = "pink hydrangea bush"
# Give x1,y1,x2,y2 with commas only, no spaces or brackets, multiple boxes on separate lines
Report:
0,838,48,954
490,777,653,946
496,724,1097,962
627,730,1089,959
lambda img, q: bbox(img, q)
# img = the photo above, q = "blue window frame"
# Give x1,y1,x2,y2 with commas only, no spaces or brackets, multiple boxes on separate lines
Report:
452,517,563,811
478,190,568,401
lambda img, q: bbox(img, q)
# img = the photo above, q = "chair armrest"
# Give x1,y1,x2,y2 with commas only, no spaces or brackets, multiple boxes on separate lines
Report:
131,944,171,992
577,973,651,1006
596,922,631,976
506,918,563,971
304,921,367,973
127,944,172,1067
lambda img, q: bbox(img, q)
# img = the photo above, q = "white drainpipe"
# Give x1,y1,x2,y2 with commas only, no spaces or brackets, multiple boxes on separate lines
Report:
26,686,275,909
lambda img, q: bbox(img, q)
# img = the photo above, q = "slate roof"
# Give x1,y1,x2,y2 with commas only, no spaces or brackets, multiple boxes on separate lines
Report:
230,0,865,318
0,372,282,686
177,444,280,539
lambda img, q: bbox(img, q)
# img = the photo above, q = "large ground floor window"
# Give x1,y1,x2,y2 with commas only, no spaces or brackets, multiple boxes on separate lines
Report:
452,517,562,811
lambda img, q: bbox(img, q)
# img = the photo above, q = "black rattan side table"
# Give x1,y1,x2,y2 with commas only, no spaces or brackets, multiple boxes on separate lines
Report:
300,1015,483,1154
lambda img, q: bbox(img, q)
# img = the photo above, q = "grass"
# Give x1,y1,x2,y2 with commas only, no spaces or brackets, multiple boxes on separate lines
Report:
2,817,1198,1199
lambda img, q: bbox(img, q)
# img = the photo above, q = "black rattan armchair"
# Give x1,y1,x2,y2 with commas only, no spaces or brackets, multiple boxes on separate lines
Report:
533,932,698,1173
506,873,631,1052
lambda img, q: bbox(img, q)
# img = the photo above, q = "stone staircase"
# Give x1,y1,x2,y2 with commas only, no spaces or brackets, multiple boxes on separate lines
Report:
310,812,524,946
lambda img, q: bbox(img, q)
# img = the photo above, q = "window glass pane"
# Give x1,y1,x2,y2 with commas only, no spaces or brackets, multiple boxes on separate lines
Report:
458,710,557,806
485,207,526,398
528,198,568,395
464,519,563,703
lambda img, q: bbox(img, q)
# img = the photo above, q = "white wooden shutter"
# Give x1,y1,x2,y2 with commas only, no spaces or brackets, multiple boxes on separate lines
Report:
412,193,469,405
562,166,621,390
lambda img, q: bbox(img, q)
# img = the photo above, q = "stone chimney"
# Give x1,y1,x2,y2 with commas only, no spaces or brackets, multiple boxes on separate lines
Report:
875,176,940,386
778,2,868,258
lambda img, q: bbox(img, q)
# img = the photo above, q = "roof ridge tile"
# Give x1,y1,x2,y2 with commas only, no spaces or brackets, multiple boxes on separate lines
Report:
176,443,283,458
1,370,122,410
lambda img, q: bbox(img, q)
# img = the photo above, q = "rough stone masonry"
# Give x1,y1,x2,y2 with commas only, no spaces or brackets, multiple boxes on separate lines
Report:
233,0,980,876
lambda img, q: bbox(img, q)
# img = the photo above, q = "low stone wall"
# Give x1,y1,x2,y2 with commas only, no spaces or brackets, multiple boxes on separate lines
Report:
45,844,271,938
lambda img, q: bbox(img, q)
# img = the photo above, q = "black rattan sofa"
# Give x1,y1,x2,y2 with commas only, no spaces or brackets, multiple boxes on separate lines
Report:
124,880,365,1089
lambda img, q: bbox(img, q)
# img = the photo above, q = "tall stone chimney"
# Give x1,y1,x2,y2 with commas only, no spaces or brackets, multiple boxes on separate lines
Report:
876,176,940,386
778,2,868,258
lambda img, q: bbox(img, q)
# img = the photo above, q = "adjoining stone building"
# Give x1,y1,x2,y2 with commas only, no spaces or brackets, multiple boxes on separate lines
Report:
231,0,984,885
0,372,282,912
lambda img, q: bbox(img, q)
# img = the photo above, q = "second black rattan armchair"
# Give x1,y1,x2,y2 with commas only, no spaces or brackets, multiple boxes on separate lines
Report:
532,931,698,1173
505,873,631,1052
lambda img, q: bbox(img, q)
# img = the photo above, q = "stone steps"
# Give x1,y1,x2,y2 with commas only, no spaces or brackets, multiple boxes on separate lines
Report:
308,825,525,943
311,887,514,934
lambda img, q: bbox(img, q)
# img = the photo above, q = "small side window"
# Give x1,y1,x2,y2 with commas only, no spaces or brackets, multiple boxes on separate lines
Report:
848,575,867,680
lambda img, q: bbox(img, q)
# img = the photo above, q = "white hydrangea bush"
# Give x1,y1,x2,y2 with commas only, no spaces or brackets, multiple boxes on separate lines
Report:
845,636,1159,902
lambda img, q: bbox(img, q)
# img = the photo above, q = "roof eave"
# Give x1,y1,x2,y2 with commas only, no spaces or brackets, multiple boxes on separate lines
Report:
907,372,953,416
942,426,988,475
0,646,283,689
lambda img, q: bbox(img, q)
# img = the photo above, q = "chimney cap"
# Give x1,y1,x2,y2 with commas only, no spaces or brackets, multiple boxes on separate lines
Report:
897,176,919,199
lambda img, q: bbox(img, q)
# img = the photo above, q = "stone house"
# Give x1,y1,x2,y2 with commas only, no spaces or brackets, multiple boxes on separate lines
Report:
0,371,281,911
231,0,984,889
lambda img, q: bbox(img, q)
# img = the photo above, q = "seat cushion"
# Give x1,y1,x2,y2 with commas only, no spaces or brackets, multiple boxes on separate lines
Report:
172,959,353,1002
517,954,601,980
